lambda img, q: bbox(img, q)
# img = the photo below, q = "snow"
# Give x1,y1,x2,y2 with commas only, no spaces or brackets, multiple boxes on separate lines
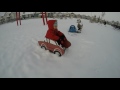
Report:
20,12,34,16
24,12,35,15
0,18,120,78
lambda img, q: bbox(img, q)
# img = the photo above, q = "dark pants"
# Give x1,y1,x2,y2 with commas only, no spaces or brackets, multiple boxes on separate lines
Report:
104,22,106,25
57,35,66,47
78,28,82,30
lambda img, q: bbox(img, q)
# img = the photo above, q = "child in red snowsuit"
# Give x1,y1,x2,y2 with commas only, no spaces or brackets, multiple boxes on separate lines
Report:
45,20,66,47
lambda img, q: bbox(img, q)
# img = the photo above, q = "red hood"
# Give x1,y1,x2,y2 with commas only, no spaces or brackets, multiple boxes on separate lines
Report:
47,20,56,30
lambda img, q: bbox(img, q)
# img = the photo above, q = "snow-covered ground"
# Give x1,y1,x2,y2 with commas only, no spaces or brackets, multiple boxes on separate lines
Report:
0,18,120,78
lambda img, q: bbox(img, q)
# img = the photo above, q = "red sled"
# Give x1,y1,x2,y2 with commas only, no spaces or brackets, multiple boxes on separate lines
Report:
38,38,71,57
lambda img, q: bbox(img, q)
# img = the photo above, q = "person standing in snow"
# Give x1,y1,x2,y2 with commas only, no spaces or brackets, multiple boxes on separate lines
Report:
77,19,83,33
103,20,106,27
98,16,100,23
45,20,67,48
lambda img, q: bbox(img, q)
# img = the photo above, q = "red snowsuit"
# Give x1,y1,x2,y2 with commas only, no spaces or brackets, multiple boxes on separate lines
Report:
45,20,64,41
45,20,71,48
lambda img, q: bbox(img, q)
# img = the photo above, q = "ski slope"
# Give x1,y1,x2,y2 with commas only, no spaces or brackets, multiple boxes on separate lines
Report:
0,18,120,78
